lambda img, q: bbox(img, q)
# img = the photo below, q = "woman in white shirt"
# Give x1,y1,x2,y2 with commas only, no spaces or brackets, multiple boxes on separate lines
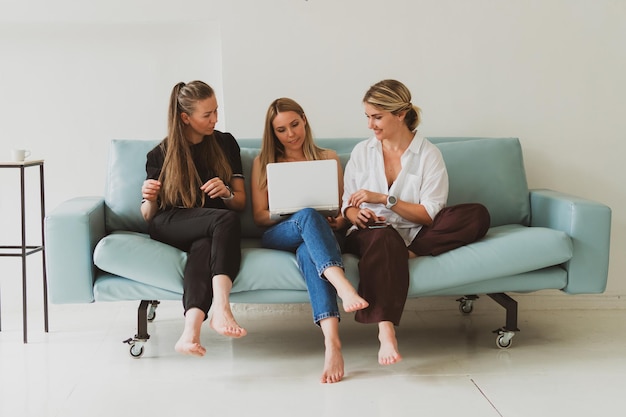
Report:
342,79,490,365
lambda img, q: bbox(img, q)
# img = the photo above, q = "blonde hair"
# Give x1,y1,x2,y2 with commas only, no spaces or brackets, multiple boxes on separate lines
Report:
363,79,422,131
257,98,325,188
158,80,232,209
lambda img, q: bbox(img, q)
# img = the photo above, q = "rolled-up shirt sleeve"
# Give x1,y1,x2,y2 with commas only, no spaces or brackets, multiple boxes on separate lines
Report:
415,147,448,221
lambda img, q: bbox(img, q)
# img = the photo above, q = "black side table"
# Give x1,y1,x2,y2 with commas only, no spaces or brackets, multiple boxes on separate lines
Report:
0,159,49,343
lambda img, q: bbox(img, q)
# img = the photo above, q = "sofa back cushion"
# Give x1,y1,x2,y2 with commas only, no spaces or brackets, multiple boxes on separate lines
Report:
239,147,264,237
105,139,159,233
434,137,530,227
235,137,529,234
103,136,530,235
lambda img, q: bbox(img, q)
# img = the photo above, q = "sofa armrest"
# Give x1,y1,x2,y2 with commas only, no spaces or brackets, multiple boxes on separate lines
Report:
530,189,611,294
45,196,106,303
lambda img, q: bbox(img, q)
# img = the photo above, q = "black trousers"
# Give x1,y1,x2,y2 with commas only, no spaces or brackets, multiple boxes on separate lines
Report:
344,203,490,326
149,207,241,317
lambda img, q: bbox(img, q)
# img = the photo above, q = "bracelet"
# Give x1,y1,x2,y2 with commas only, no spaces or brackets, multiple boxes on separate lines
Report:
221,186,235,201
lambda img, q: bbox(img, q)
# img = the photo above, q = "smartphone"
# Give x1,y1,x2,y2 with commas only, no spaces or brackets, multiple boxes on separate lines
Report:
368,221,389,229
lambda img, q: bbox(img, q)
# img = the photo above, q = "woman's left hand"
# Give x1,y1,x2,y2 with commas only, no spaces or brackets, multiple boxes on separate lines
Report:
200,177,231,199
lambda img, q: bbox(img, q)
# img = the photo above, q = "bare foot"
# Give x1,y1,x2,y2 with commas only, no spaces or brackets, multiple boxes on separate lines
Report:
209,309,247,338
321,342,344,383
175,308,206,356
378,322,402,365
323,266,369,313
338,290,369,313
175,337,206,357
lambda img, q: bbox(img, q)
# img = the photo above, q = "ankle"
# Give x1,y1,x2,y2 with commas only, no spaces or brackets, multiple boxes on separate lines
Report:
325,337,342,350
378,322,396,340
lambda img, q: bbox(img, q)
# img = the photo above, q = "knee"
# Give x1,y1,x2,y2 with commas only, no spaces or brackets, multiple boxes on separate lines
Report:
220,210,240,224
474,204,491,237
296,207,319,219
216,210,241,232
380,228,406,247
189,237,212,254
365,228,405,253
294,207,325,225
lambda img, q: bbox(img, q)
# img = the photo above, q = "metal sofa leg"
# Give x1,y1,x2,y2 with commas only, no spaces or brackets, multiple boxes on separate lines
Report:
487,292,520,349
122,300,160,358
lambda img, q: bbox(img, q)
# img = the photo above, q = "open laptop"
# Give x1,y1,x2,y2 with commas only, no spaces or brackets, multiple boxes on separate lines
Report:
266,159,340,220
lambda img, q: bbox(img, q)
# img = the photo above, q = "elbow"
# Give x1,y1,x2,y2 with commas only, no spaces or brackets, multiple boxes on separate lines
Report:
252,211,264,226
232,202,246,212
422,211,434,226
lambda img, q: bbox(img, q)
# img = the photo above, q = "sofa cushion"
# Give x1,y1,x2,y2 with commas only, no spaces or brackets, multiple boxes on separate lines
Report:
234,241,308,293
94,231,185,293
239,147,265,238
93,232,308,295
103,137,529,233
342,224,573,296
436,138,530,227
104,139,159,233
409,224,572,295
94,224,572,299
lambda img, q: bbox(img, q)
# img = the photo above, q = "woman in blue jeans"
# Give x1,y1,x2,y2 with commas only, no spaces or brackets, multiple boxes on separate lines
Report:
251,98,368,384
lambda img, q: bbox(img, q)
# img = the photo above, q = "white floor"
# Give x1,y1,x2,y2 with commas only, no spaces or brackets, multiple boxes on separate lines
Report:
1,296,625,417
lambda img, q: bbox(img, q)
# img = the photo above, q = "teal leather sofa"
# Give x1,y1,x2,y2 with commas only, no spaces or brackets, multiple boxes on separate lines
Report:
44,137,612,357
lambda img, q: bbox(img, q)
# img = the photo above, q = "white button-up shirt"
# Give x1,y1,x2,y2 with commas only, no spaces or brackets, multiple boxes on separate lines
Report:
341,132,448,246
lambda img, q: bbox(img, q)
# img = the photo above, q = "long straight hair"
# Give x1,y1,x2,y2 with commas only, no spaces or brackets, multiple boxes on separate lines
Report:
158,81,232,209
257,97,325,188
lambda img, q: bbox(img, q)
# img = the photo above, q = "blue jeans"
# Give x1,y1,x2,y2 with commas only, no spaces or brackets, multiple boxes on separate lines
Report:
261,208,342,324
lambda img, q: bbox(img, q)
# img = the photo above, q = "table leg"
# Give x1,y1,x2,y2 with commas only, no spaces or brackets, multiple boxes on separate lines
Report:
20,166,28,343
40,164,49,333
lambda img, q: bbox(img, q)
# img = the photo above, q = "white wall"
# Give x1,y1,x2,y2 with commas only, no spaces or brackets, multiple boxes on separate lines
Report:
1,0,624,307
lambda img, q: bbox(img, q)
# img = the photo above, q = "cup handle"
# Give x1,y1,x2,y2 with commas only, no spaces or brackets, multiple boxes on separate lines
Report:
25,150,31,158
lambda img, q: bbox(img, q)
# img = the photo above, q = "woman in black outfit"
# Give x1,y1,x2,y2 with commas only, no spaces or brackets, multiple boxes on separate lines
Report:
140,80,247,356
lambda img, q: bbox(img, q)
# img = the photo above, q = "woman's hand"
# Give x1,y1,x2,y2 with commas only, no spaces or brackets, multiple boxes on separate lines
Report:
327,215,348,231
141,179,160,223
348,189,386,208
351,207,385,229
200,177,232,199
142,179,161,202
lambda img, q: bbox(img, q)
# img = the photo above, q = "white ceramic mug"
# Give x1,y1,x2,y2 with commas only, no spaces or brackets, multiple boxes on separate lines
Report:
11,149,31,162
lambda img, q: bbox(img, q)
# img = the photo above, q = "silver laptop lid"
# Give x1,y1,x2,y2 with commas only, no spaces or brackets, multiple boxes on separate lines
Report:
267,159,339,220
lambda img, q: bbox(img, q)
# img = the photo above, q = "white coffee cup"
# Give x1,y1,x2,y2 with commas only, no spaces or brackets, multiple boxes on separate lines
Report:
11,149,31,162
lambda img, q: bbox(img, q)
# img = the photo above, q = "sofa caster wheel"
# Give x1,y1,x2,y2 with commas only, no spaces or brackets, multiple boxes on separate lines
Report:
129,342,145,358
459,300,474,314
456,296,477,314
123,337,146,358
495,331,515,349
147,301,160,322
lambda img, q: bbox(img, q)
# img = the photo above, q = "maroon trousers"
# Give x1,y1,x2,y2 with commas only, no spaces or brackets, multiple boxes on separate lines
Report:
344,203,490,326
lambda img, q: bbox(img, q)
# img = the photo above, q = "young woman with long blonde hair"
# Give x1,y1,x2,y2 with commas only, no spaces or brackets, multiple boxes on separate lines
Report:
141,80,247,356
